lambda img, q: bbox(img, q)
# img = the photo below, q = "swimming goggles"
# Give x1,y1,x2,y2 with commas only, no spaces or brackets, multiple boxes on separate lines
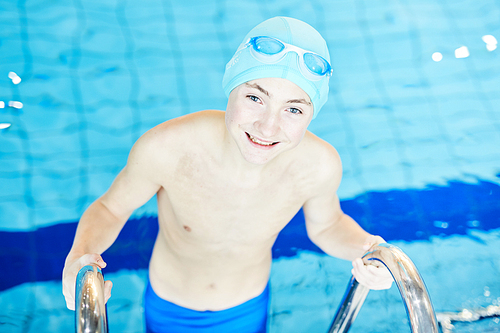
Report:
244,36,333,81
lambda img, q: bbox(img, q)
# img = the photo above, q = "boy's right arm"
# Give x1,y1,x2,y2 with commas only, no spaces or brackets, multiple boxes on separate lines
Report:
62,197,132,310
62,128,164,310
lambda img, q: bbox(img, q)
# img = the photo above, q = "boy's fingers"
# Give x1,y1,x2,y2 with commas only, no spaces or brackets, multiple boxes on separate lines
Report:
63,254,108,311
104,280,113,304
66,298,76,311
352,258,393,290
80,253,107,268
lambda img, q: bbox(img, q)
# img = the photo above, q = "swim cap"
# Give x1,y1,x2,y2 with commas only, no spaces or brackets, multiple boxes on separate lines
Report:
222,17,331,119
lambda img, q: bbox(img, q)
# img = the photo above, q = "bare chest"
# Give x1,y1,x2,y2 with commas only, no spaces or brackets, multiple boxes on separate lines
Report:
158,154,310,244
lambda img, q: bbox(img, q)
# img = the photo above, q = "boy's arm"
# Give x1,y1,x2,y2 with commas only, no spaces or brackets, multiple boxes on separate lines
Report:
304,192,370,261
303,146,392,290
63,129,163,309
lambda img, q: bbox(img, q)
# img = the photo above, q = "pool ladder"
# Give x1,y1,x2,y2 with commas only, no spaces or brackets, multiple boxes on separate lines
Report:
329,243,439,333
75,264,108,333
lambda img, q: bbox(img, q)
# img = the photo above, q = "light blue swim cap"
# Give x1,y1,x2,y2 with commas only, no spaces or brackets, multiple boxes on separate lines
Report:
222,17,331,119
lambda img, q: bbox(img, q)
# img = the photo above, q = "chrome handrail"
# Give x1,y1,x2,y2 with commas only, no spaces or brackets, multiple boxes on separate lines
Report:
75,264,109,333
328,243,439,333
328,277,369,333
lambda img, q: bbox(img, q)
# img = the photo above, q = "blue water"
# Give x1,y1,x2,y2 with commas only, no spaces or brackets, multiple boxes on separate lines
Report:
1,0,500,332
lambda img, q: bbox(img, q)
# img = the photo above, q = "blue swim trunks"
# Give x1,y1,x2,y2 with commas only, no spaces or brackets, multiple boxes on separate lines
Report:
144,280,269,333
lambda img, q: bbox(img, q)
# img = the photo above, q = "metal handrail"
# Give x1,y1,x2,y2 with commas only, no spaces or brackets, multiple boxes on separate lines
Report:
328,243,439,333
75,264,109,333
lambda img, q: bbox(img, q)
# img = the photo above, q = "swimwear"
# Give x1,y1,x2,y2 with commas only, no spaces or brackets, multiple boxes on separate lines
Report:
144,280,269,333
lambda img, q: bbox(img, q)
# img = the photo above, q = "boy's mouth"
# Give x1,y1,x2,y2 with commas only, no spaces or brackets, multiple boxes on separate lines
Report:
246,133,279,146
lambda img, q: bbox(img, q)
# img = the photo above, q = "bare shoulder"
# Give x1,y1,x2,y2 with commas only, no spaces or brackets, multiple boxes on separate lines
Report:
303,131,341,166
297,131,343,191
140,110,223,143
126,110,225,173
133,110,224,154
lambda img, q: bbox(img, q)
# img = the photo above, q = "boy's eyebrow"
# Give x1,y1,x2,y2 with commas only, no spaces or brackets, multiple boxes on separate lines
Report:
245,82,269,97
245,82,311,106
286,98,312,106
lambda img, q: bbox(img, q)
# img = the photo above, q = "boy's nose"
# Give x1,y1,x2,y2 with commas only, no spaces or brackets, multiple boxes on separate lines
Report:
254,111,280,138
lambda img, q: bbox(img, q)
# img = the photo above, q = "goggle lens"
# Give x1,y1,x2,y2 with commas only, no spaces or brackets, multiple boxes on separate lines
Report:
248,36,332,80
304,53,330,76
253,37,285,55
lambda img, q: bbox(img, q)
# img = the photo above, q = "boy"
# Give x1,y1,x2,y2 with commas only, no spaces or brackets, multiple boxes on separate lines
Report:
63,17,392,332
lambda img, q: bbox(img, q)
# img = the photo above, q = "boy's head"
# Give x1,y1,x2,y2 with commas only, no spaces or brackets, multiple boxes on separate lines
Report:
222,17,331,119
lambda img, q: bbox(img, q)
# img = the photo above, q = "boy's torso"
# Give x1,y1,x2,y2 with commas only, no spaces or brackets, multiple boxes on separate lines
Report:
146,110,329,311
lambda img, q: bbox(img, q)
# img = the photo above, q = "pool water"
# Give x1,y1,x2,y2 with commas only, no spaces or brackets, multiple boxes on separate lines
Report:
1,0,499,332
1,231,499,332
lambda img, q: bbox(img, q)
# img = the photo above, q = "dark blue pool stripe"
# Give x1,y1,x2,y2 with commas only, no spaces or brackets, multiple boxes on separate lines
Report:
1,179,500,291
276,180,500,255
0,216,158,292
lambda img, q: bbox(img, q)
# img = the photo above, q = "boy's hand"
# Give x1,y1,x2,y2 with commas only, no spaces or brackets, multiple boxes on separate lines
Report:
351,235,393,290
62,253,113,310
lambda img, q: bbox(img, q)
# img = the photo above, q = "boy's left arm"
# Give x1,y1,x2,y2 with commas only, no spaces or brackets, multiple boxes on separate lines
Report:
302,162,393,290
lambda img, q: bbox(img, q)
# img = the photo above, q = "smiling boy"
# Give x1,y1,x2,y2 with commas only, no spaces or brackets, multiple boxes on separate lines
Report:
63,17,392,332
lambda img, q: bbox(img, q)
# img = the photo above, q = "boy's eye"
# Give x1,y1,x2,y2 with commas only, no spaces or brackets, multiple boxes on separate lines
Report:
288,107,302,114
248,95,260,103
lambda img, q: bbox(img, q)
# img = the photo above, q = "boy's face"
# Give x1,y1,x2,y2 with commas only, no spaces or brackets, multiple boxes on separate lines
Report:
225,77,314,165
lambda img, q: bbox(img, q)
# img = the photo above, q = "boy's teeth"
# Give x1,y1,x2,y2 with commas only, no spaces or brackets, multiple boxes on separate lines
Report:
249,134,274,146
